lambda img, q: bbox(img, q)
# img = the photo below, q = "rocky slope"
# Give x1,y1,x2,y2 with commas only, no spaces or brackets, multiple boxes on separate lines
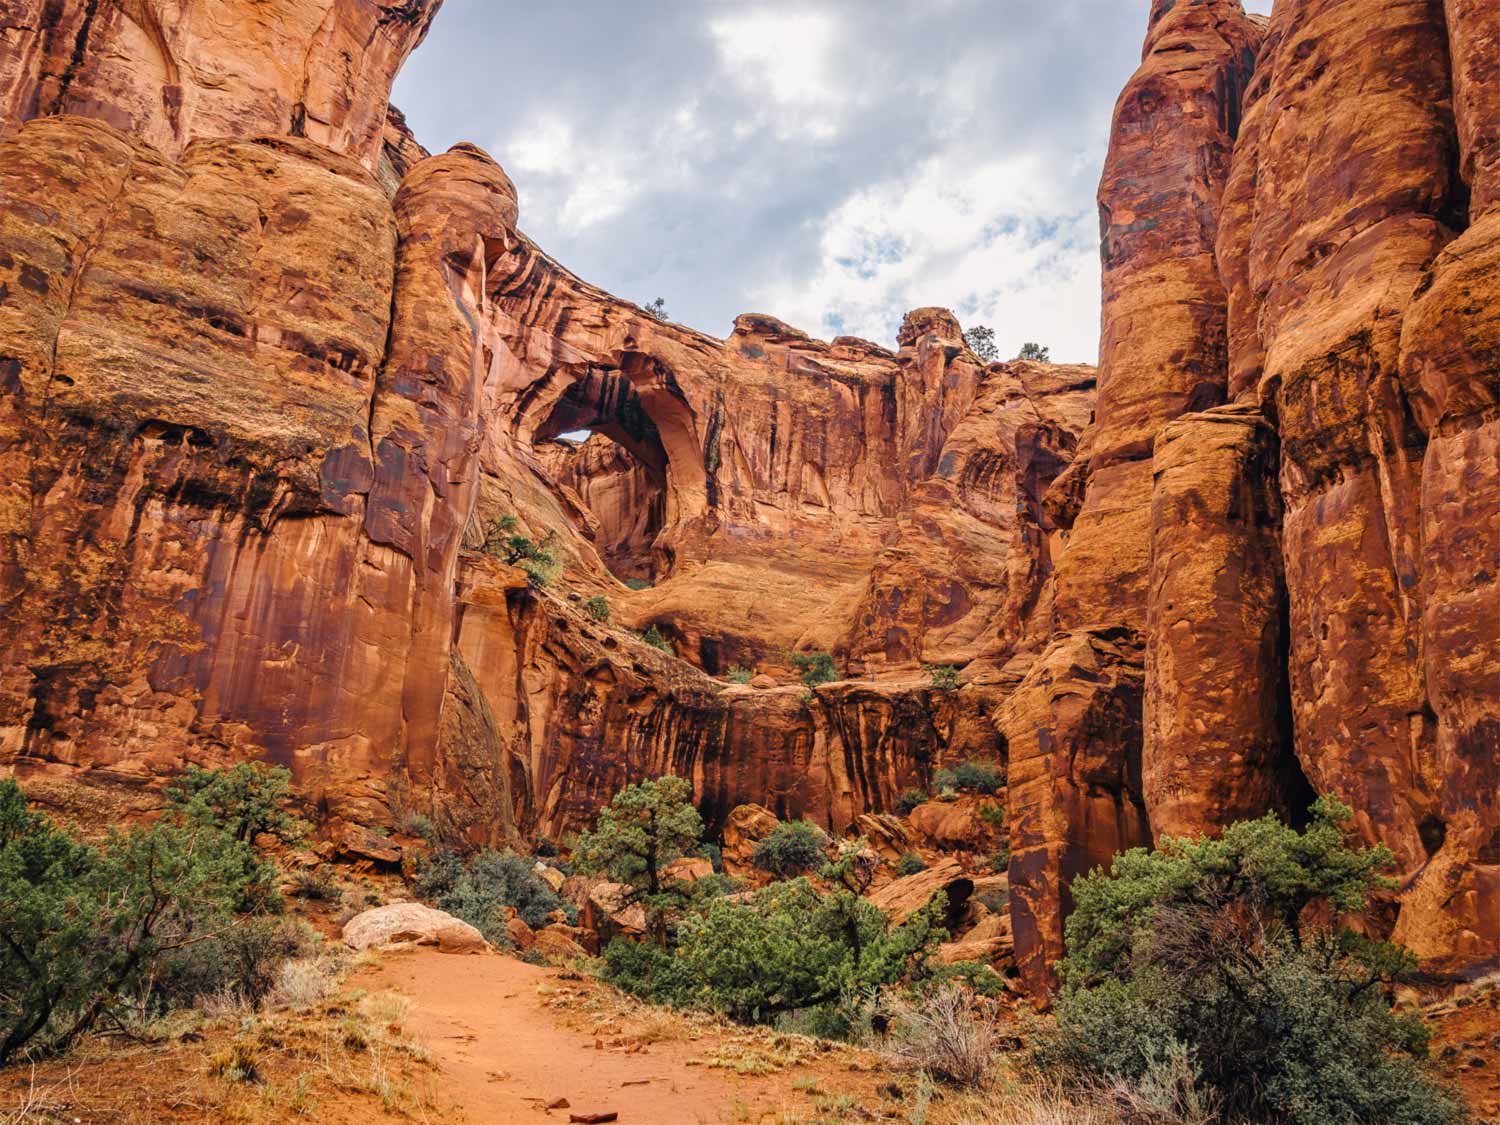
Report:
1,0,1498,1001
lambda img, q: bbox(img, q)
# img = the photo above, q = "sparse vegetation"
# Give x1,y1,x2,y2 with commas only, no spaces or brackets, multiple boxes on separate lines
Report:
926,664,960,692
964,325,1000,362
574,776,705,930
896,852,928,877
898,788,929,815
584,595,611,623
1038,797,1467,1125
0,771,287,1066
412,849,571,940
792,651,838,689
934,760,1004,796
725,665,754,684
752,820,830,878
624,577,654,591
1017,341,1052,363
639,624,673,652
883,983,999,1087
481,514,560,588
644,297,669,321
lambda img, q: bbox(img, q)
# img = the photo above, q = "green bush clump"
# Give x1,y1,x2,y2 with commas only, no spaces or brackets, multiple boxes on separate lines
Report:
933,760,1003,796
925,664,960,692
896,852,928,877
725,665,753,684
1039,797,1466,1125
978,803,1005,830
584,596,611,623
897,788,929,815
414,849,571,939
603,877,944,1027
481,514,560,589
638,625,672,653
792,652,838,689
0,774,284,1065
164,761,304,844
624,577,654,591
752,820,829,878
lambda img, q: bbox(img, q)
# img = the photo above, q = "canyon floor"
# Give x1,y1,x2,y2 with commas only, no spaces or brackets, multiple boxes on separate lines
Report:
4,940,1500,1124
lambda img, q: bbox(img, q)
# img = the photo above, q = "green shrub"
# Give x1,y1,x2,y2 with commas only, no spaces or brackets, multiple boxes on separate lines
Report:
0,776,281,1064
584,596,611,623
1039,797,1466,1125
925,664,959,692
290,868,343,904
978,803,1005,830
639,625,672,653
752,820,829,878
896,852,928,877
792,652,838,689
433,851,569,938
481,515,559,589
990,842,1010,872
411,848,466,901
897,788,929,815
697,842,724,873
1016,342,1051,363
398,811,437,844
605,878,944,1026
164,761,304,844
725,665,753,684
624,577,653,591
933,760,1003,796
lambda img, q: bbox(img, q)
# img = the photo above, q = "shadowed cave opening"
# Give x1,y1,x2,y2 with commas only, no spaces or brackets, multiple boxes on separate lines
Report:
533,371,671,585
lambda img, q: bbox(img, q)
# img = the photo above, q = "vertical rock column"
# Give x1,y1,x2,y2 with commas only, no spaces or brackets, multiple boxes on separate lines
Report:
1388,0,1500,963
1001,0,1262,997
1245,0,1459,875
368,143,519,785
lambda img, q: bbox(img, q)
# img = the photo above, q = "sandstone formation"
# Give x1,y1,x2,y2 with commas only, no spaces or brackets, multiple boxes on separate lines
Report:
3,0,1500,1008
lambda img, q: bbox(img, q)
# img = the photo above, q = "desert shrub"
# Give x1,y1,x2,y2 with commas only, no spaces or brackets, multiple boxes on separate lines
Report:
897,852,928,877
792,651,838,689
934,760,1003,796
752,820,829,878
624,577,654,591
883,983,998,1086
435,850,567,937
605,877,944,1026
926,664,960,692
481,514,559,588
164,761,303,844
154,916,317,1014
977,889,1009,915
411,848,466,900
1039,797,1466,1125
978,803,1006,830
963,325,999,362
398,811,437,844
697,841,724,873
290,868,343,904
990,842,1011,872
0,776,281,1064
584,595,611,623
898,788,929,815
639,625,672,652
725,665,753,684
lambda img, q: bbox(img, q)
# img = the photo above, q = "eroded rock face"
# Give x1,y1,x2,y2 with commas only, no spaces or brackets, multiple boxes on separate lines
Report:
998,629,1149,996
0,0,440,168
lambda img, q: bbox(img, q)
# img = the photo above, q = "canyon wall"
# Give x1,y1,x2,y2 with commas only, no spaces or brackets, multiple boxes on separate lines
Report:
2,0,1498,1001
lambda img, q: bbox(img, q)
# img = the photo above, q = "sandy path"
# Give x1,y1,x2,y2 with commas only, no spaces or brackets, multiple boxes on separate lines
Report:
359,950,874,1124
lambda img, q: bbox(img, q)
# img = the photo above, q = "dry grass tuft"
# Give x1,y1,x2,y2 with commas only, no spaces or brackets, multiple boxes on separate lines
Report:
883,984,1000,1088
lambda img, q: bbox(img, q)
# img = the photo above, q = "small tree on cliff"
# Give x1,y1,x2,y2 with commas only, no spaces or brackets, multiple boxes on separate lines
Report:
643,297,669,321
575,777,704,912
1016,341,1051,362
963,325,999,362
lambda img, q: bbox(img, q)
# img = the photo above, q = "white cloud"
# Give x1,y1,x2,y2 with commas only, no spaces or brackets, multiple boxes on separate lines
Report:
752,155,1101,362
707,9,851,140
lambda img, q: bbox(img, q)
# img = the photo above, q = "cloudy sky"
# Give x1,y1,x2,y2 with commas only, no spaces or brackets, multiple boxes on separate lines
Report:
394,0,1273,364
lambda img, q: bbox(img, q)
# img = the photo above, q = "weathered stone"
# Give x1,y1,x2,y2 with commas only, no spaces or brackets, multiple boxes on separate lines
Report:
866,857,973,929
343,903,488,954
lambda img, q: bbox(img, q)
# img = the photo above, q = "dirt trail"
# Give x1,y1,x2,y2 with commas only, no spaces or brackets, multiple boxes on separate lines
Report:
359,950,886,1124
